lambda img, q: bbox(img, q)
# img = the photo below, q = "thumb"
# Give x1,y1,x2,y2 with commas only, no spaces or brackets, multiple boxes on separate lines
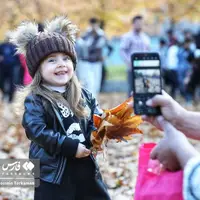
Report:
146,90,171,107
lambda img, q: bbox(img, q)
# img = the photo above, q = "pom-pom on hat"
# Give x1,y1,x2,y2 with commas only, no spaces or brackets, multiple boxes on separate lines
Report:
10,16,78,78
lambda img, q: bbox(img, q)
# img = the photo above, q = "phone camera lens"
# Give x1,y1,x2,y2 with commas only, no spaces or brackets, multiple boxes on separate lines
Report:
139,101,143,106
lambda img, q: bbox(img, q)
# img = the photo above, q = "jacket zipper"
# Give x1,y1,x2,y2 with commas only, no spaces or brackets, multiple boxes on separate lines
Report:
51,104,68,183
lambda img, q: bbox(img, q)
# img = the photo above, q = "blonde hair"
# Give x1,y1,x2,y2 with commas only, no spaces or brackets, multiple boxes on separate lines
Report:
18,69,88,119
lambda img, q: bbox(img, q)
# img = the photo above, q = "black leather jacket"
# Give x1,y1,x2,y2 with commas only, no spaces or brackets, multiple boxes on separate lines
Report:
22,88,102,184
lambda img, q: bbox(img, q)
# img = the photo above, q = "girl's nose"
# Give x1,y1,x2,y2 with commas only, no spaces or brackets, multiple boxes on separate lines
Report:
58,59,66,67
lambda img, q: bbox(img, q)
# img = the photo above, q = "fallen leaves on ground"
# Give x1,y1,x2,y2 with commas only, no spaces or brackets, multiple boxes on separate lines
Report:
0,92,200,200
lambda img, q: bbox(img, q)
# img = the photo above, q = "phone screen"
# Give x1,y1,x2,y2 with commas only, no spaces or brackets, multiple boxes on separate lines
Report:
132,53,161,95
131,52,162,115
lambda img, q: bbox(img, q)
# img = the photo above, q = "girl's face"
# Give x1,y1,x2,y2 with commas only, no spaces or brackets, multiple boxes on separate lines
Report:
40,52,74,87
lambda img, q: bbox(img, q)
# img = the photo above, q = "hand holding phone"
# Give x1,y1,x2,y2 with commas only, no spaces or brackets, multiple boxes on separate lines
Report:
131,52,162,115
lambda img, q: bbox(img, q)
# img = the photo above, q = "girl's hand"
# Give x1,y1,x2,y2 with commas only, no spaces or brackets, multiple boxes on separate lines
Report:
75,143,91,158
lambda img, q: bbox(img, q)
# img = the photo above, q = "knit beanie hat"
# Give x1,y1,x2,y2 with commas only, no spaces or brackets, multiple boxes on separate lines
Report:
10,16,78,78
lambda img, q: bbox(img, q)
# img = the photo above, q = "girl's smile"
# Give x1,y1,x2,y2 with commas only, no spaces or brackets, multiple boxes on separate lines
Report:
55,70,68,75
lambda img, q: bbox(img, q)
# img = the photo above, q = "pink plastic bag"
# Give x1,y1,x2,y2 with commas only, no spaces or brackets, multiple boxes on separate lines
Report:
134,143,183,200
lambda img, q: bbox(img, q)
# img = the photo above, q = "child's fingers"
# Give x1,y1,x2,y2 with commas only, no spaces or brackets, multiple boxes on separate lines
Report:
84,148,91,156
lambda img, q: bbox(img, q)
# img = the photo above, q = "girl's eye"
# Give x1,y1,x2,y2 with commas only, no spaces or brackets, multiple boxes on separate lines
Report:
63,56,70,61
48,58,56,62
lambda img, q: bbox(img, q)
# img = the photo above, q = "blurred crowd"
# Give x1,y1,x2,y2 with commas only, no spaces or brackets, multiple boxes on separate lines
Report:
1,15,200,104
119,15,200,105
159,29,200,105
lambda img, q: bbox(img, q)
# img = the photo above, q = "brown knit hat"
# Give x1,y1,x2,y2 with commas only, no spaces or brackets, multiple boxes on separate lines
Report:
10,16,78,78
26,32,77,77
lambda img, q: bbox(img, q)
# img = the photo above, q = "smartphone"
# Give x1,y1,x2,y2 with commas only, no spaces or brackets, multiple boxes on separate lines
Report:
131,52,162,115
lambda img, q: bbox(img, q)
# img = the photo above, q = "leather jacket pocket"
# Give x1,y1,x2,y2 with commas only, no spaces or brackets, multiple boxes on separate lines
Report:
29,143,58,168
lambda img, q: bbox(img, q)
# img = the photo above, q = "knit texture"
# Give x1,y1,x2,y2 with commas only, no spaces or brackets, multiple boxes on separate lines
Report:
26,32,77,77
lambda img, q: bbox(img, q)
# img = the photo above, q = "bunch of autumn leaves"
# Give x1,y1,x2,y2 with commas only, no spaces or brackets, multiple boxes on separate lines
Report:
90,97,143,152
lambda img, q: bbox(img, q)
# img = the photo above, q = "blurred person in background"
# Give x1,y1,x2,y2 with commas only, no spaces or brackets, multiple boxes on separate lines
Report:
99,20,113,92
185,28,200,102
177,38,194,103
195,28,200,49
75,31,89,87
159,38,169,91
0,32,21,103
166,29,177,47
120,15,151,97
159,38,168,79
183,29,196,51
164,39,179,98
80,17,109,97
185,49,200,103
159,38,168,69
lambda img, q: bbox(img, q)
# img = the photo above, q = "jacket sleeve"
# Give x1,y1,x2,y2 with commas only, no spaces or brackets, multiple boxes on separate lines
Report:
183,156,200,200
22,94,79,157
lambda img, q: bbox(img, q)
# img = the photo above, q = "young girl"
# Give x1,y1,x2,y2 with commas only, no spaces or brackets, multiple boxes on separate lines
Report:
10,16,111,200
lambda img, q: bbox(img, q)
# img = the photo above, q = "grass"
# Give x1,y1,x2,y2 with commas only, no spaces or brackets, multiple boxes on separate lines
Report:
106,65,126,81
